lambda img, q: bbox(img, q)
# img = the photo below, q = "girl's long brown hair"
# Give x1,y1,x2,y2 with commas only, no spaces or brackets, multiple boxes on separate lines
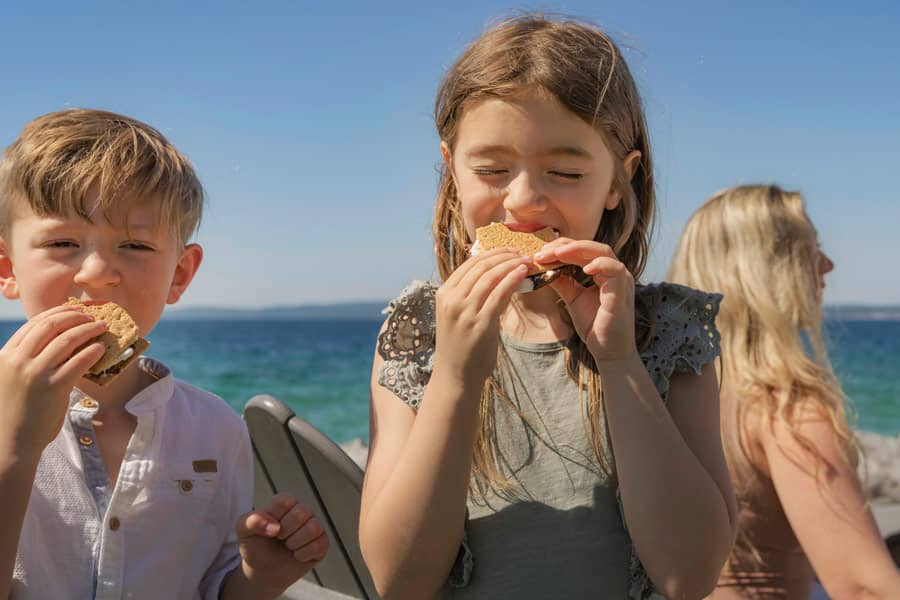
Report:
433,15,657,489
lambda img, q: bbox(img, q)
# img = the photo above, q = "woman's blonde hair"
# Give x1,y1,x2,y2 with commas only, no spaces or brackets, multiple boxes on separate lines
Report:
668,184,854,559
0,108,203,245
432,15,656,489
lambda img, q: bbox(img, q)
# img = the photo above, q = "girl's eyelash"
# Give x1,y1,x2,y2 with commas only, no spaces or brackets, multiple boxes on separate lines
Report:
549,171,583,180
473,168,508,176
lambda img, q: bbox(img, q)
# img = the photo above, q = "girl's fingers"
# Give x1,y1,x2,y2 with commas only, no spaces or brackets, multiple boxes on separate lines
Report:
17,310,101,359
531,236,575,264
582,256,628,279
535,240,617,267
456,251,529,297
549,275,583,308
468,259,529,310
480,262,531,316
444,248,513,287
6,306,86,349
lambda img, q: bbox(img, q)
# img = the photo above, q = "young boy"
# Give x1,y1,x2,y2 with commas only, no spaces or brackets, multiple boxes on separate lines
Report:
0,109,329,599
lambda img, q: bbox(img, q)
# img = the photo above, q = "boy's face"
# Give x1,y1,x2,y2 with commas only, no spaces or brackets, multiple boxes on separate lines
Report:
0,190,202,337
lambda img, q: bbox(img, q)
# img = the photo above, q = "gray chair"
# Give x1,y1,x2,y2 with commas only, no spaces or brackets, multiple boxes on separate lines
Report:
243,395,380,600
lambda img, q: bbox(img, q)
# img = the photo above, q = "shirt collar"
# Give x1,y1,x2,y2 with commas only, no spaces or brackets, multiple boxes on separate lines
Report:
70,357,175,415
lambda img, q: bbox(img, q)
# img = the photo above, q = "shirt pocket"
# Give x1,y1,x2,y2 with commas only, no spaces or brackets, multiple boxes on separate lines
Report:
132,460,222,527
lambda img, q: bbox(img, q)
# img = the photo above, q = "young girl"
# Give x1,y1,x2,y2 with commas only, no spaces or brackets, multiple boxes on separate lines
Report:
668,185,900,599
360,16,737,599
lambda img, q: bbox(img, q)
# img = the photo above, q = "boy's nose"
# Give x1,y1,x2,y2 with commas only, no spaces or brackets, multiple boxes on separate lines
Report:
73,252,121,288
502,170,547,214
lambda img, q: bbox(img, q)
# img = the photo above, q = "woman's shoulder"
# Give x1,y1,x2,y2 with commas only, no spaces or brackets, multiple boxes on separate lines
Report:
635,281,723,399
375,280,439,409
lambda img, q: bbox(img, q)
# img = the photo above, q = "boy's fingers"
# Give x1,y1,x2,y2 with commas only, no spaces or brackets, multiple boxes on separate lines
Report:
49,340,106,386
275,503,314,540
257,492,300,524
5,306,81,348
37,319,107,371
18,310,100,359
236,510,281,540
292,533,329,563
283,516,325,550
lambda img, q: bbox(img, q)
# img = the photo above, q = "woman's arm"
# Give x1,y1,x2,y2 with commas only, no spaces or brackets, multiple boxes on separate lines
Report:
599,360,737,600
358,353,480,600
761,407,900,599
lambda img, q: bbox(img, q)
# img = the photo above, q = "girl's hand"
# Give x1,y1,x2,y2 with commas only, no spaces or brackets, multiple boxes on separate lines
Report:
432,249,531,388
0,306,107,457
535,238,637,362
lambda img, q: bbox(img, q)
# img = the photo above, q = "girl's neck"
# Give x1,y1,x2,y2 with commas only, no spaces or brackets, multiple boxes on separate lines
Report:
501,286,574,343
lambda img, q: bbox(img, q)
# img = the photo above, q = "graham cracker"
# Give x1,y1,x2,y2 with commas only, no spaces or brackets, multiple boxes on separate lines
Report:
474,222,565,274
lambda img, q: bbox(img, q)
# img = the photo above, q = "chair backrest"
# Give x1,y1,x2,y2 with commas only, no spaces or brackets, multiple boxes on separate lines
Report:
243,395,380,599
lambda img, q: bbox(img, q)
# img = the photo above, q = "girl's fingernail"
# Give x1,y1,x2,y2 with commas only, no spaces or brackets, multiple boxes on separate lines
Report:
265,522,280,535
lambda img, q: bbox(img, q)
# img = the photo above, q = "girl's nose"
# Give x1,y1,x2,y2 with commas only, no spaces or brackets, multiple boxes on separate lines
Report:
819,250,835,275
502,170,546,214
73,251,121,288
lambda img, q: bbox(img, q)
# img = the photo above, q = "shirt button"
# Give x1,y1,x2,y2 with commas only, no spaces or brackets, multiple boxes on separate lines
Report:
80,397,98,409
180,480,194,493
109,516,121,531
78,435,94,447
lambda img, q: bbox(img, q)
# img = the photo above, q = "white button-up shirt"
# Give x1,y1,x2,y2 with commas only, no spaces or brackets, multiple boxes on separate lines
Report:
12,358,252,599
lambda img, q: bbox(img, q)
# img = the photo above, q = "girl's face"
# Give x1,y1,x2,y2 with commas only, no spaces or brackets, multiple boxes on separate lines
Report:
443,91,634,243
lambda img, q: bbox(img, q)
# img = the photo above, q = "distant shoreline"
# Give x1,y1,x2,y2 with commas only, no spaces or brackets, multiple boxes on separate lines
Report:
2,302,900,323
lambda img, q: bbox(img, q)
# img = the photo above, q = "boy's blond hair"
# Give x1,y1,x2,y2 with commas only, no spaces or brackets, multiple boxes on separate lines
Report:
0,108,203,244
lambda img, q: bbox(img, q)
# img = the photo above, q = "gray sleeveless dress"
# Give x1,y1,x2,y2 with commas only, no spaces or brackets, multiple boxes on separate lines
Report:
376,281,721,599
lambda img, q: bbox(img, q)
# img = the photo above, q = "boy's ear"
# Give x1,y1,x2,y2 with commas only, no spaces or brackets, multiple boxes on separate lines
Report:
166,243,203,305
0,238,20,300
605,150,642,210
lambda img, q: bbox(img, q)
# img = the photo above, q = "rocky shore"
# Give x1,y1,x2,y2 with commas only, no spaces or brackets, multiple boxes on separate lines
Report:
341,431,900,503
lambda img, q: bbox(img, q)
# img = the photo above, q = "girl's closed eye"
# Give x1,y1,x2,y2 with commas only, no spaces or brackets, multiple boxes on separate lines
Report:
548,170,584,181
472,166,509,177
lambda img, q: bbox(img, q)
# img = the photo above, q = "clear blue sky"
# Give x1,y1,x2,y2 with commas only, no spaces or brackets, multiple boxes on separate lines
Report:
1,0,898,319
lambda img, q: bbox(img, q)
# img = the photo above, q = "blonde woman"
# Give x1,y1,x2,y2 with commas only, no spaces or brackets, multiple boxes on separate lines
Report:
669,184,900,599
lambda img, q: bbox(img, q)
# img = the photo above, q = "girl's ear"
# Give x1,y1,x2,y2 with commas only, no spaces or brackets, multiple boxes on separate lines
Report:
440,141,460,191
0,239,20,300
166,243,203,305
440,140,452,167
605,150,642,210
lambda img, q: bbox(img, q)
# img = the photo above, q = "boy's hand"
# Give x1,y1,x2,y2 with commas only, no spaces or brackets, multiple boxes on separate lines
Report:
0,306,106,458
235,494,330,594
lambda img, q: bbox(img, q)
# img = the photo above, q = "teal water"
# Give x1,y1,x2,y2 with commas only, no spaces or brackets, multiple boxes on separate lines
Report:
1,318,897,443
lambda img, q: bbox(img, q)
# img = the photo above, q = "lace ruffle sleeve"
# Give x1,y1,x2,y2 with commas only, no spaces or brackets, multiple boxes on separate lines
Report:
622,282,723,599
376,280,437,409
638,282,723,400
375,280,475,586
